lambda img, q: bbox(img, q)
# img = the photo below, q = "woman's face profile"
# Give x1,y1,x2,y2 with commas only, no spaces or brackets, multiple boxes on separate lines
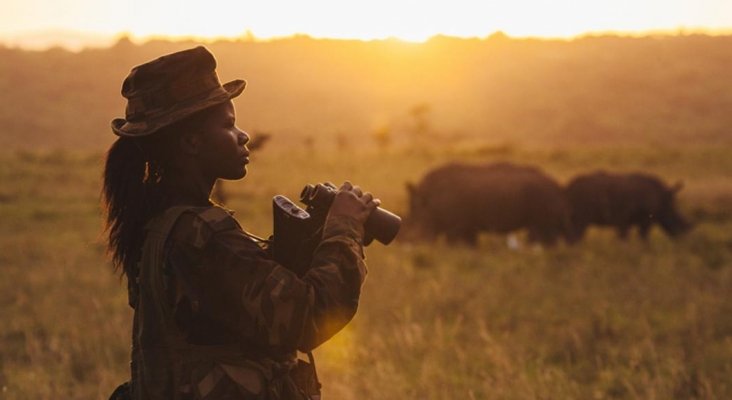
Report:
195,100,251,181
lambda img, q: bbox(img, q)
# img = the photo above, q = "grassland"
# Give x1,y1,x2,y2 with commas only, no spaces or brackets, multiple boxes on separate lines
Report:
1,141,731,399
3,34,732,151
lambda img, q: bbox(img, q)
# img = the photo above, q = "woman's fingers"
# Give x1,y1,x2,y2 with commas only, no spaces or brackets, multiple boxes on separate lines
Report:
339,181,353,191
352,186,363,197
338,181,364,199
330,182,381,223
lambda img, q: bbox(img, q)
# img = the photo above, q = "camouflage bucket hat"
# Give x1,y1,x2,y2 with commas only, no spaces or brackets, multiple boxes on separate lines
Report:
111,46,246,137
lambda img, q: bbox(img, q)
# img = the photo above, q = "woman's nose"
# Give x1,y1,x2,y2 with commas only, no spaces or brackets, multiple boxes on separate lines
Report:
237,129,249,146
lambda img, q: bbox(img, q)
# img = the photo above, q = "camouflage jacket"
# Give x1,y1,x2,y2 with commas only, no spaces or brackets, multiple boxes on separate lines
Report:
128,205,367,400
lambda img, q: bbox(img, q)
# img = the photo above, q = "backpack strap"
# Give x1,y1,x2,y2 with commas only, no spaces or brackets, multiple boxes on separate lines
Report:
131,206,198,400
140,206,197,326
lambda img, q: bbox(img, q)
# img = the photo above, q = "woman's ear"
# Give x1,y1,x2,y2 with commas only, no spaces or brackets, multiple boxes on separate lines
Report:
179,131,203,155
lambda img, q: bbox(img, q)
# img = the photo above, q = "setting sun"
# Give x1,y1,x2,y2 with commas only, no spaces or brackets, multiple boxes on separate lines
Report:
1,0,732,49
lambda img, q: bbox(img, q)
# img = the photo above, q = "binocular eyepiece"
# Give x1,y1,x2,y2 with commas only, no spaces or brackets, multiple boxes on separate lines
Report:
300,183,401,245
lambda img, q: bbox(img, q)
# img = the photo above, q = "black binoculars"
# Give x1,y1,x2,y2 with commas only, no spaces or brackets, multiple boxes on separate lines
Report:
300,183,402,245
271,182,401,274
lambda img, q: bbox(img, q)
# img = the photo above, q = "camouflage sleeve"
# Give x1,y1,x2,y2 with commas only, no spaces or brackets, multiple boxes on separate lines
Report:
166,207,367,353
299,214,368,349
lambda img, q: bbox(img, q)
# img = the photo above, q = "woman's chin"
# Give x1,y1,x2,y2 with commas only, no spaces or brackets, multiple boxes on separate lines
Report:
219,168,247,181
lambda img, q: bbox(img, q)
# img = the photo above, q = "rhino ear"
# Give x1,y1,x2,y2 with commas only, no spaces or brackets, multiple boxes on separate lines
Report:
670,181,684,194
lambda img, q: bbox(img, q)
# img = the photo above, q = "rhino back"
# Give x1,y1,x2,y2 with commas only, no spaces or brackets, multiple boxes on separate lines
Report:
411,162,567,234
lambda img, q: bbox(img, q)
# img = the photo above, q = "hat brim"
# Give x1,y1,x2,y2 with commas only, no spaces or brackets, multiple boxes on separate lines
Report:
111,79,246,137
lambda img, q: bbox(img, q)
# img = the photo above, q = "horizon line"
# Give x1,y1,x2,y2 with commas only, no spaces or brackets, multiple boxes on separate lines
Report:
2,26,732,52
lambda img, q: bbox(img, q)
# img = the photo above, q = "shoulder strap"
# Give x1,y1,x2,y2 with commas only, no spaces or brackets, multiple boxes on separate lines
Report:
130,206,200,400
139,206,197,324
191,205,271,247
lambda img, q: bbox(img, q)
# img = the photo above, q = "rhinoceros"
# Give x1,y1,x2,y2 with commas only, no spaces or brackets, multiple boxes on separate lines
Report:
565,171,692,240
405,162,571,246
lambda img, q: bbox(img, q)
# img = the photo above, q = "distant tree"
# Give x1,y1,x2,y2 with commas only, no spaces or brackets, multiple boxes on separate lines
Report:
241,30,257,42
487,31,510,41
335,131,350,152
112,35,135,50
248,131,271,151
303,135,315,151
371,124,392,151
408,102,432,146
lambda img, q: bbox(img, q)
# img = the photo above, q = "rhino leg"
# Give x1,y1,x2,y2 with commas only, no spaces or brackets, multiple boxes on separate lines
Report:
569,222,588,242
528,226,561,246
638,220,652,240
616,224,631,240
445,227,478,246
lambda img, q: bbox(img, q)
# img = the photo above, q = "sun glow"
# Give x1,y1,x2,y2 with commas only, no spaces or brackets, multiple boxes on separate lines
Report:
1,0,732,49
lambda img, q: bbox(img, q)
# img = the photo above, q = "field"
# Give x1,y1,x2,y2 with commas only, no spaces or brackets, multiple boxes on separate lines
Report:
1,140,731,399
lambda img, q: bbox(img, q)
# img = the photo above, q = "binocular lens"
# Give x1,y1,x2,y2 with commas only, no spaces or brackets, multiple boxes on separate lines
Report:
299,183,401,245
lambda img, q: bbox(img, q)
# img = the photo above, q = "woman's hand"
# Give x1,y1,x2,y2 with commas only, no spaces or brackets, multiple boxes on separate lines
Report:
327,181,381,225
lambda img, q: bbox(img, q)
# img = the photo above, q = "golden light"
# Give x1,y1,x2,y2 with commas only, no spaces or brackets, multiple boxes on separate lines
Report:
1,0,732,49
123,0,732,43
317,325,356,368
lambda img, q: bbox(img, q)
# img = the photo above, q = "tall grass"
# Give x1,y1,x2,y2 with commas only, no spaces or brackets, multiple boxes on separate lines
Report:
1,144,730,399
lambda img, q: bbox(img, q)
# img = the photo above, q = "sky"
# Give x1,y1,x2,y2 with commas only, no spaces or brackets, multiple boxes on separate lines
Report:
2,0,732,49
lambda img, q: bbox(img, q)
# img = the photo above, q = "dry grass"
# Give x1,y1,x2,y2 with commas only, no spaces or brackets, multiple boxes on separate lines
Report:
1,143,731,399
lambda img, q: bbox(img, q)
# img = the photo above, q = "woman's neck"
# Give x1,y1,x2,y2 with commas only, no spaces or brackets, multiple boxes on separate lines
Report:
162,172,214,207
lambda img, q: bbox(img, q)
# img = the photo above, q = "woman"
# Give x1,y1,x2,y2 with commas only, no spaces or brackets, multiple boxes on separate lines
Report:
104,46,378,399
